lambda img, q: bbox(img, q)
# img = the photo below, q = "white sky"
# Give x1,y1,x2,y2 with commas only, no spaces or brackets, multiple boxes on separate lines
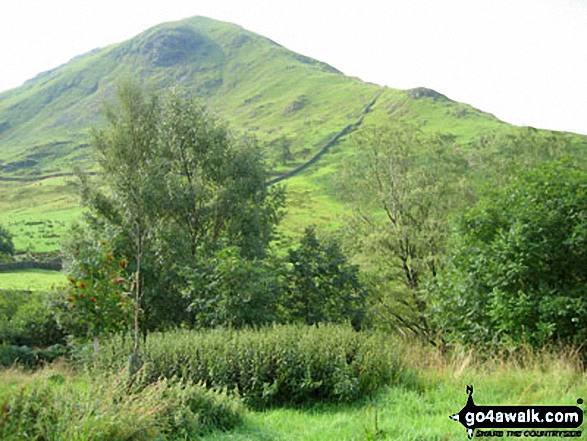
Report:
1,0,586,134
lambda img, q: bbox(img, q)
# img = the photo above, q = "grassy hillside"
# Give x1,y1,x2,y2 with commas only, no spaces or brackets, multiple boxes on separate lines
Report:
0,16,378,179
1,15,585,253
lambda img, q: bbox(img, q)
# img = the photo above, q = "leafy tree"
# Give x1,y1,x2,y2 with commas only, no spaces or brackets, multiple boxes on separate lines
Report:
281,226,368,329
61,238,132,353
79,81,163,369
73,83,284,364
268,135,293,165
0,224,14,256
156,91,284,261
431,161,587,346
182,247,282,328
343,124,471,337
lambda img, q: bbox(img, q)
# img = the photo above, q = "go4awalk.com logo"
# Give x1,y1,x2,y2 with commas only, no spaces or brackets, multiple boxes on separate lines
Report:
450,386,583,439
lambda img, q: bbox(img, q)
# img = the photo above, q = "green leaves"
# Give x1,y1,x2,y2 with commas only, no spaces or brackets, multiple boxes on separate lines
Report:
282,227,368,329
60,239,132,339
87,325,406,408
72,82,285,336
343,124,472,336
432,162,587,346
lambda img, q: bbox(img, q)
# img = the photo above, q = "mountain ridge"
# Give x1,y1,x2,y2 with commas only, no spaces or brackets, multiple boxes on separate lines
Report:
1,15,583,252
0,16,380,180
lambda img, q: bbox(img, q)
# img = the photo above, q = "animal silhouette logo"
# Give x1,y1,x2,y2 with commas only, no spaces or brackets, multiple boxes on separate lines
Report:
449,385,583,439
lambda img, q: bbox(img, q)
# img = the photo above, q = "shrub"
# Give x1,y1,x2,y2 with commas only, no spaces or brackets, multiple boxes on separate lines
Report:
0,290,65,347
0,368,244,440
431,162,587,347
85,324,406,408
0,224,14,257
158,379,245,438
183,246,282,328
59,239,133,344
281,227,369,329
0,344,68,368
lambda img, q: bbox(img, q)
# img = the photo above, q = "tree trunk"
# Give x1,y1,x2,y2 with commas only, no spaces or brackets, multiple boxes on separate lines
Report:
130,222,143,376
93,334,100,354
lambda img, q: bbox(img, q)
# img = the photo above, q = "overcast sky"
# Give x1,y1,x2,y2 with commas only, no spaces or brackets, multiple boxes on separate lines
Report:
1,0,586,134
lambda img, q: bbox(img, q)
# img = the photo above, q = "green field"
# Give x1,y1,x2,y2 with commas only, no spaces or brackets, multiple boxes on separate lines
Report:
0,176,82,253
0,269,66,291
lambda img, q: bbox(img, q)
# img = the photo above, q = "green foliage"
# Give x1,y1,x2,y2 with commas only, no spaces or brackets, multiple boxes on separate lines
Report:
0,344,67,368
343,124,472,336
183,246,281,328
0,290,64,347
157,90,285,260
431,161,587,346
75,83,285,336
178,227,369,330
59,238,133,340
83,324,406,408
282,226,368,328
157,379,245,438
0,369,244,440
0,224,14,257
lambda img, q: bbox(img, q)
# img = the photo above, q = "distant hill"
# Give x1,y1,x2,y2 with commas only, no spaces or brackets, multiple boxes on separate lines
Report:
0,16,584,252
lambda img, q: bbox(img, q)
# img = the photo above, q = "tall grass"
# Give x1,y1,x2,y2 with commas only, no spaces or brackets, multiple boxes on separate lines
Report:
1,335,585,440
0,364,245,440
199,342,587,440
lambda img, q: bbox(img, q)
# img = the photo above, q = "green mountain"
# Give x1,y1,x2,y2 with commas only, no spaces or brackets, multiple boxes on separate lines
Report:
0,16,581,252
0,16,381,179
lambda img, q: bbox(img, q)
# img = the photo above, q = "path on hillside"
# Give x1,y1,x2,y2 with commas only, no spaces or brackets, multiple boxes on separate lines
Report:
1,87,385,185
265,86,385,186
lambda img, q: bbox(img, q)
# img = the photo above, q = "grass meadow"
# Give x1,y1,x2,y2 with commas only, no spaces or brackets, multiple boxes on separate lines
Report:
0,269,66,291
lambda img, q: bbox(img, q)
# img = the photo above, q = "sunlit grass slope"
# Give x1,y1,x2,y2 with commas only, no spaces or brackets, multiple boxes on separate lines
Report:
0,269,66,291
0,16,378,180
2,16,586,253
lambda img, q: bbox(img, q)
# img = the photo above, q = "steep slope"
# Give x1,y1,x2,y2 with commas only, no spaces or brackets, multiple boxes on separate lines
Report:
2,15,583,252
0,16,379,180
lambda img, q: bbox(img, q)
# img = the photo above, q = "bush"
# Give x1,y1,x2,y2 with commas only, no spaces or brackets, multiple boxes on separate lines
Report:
0,368,244,440
84,324,406,408
431,162,587,347
158,379,245,438
183,246,282,328
0,224,14,257
0,290,65,347
281,227,369,329
0,344,68,368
